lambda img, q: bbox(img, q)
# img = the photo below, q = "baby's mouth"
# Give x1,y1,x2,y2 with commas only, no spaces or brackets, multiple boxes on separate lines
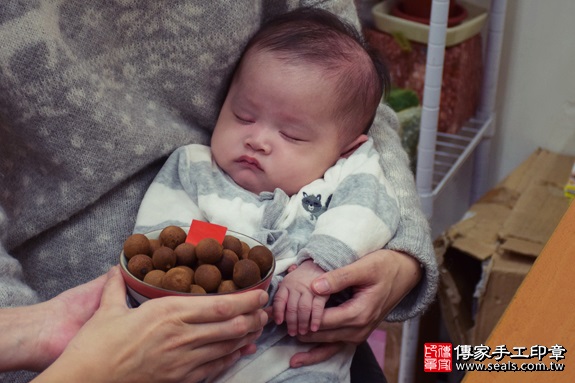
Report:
236,155,263,171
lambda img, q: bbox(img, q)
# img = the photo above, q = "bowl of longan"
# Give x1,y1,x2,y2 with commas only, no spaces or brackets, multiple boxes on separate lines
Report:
119,224,275,306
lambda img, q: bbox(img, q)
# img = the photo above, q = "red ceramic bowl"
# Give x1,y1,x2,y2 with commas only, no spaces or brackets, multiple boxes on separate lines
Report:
119,228,275,306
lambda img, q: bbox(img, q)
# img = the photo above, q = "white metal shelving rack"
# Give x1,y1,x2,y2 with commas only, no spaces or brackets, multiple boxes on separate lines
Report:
397,0,508,382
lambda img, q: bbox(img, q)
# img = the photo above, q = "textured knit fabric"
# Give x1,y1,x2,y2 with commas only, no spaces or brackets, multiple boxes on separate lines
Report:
0,1,438,381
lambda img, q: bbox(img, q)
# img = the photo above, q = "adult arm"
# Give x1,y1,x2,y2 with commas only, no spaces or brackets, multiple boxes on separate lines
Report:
368,104,438,320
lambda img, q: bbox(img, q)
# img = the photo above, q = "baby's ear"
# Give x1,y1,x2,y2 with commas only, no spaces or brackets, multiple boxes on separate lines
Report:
340,134,368,158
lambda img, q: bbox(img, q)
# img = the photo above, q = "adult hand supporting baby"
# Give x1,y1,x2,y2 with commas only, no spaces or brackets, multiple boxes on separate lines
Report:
289,249,421,368
24,266,268,383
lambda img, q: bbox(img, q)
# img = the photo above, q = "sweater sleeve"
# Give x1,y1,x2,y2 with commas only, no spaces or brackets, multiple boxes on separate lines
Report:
369,103,439,321
0,207,39,307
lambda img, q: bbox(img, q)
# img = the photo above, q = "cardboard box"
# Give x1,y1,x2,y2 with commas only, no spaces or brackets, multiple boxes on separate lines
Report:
463,202,575,383
564,161,575,199
435,148,574,346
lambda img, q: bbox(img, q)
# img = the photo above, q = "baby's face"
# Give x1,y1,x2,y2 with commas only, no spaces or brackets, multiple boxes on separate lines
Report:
211,51,359,196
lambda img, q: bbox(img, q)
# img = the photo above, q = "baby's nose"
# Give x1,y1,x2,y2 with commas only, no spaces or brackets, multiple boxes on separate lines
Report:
245,128,271,153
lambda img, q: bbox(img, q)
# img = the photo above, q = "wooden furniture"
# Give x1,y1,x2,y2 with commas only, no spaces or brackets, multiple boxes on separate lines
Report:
463,201,575,382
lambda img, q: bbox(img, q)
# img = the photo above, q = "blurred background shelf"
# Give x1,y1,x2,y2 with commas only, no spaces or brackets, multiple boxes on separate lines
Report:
373,0,508,382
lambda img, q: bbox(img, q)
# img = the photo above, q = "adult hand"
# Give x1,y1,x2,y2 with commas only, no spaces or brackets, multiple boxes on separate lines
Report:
0,270,109,372
32,266,268,383
289,249,421,368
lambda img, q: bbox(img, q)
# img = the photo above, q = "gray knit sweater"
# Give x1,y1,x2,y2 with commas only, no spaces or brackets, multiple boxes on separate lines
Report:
0,0,437,380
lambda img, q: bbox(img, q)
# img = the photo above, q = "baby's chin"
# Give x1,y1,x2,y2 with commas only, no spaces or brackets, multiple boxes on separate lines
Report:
229,171,303,196
234,177,301,196
231,175,270,195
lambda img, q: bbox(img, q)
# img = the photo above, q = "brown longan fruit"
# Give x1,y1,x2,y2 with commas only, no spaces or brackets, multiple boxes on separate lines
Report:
174,242,196,267
218,280,239,293
127,254,154,280
152,246,177,271
195,238,223,264
190,284,207,294
240,241,251,260
222,235,243,257
143,269,166,288
173,265,194,284
159,226,187,249
194,264,222,293
149,238,162,254
123,234,151,259
248,245,274,277
162,268,192,293
216,249,239,280
233,259,261,288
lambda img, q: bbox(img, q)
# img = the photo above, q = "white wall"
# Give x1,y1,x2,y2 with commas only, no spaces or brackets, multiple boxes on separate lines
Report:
488,0,575,186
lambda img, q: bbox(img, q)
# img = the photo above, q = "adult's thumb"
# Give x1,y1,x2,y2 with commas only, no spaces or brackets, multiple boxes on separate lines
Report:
99,265,127,308
311,263,358,296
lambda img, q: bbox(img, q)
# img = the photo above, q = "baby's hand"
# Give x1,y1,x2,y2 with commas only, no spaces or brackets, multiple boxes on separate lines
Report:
273,260,328,336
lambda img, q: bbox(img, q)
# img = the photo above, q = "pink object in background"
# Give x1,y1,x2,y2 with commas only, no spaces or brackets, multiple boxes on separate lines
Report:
367,329,388,370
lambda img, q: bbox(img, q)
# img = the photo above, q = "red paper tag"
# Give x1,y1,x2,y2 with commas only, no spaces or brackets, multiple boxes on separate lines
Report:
186,220,227,245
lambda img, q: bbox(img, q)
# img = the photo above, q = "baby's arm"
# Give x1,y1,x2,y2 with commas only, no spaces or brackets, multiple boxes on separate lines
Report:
297,139,400,272
272,260,328,336
274,141,399,335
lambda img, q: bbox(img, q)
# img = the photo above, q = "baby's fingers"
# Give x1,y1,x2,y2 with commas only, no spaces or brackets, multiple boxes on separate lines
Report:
272,286,289,325
286,290,301,336
296,293,313,335
310,295,327,332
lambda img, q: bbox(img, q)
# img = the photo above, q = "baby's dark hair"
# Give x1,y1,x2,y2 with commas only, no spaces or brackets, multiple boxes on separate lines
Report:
237,7,390,142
